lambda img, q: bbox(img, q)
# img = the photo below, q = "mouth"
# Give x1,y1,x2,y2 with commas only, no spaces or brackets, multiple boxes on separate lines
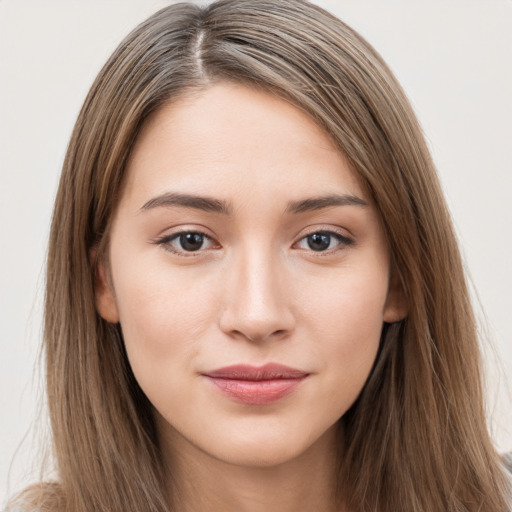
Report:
202,363,309,405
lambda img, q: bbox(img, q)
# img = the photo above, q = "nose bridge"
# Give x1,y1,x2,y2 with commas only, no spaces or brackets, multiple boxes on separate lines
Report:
219,242,294,342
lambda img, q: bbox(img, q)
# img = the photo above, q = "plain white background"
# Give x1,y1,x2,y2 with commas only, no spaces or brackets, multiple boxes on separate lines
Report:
1,0,511,504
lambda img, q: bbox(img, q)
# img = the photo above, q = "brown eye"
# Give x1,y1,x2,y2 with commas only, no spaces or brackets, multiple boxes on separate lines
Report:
178,232,206,251
156,230,217,255
296,231,353,253
307,233,331,251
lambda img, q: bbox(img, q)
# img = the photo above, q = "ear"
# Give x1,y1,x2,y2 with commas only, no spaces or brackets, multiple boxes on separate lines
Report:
383,267,408,323
93,252,120,324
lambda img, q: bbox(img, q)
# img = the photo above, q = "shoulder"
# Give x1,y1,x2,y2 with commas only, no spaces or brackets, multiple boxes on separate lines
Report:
504,453,512,511
504,452,512,474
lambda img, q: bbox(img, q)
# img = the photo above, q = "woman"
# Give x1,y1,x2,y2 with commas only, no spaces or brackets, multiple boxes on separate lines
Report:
6,0,511,511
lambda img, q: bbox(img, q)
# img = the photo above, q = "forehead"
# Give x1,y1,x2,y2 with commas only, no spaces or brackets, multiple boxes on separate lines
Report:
121,82,366,206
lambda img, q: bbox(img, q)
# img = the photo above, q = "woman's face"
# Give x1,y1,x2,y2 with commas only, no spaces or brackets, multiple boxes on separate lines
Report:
96,83,405,468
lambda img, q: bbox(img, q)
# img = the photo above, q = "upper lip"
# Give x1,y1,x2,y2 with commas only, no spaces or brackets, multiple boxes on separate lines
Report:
203,363,308,381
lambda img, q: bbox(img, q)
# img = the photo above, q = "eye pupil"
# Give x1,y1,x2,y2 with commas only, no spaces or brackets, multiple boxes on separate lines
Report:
307,233,330,251
180,232,204,251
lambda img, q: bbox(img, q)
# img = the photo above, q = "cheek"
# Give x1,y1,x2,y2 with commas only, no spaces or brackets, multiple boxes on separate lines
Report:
301,263,388,339
297,267,388,398
111,261,217,382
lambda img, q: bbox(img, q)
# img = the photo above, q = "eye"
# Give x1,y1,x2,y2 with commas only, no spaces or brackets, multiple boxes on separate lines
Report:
155,230,218,255
295,230,353,252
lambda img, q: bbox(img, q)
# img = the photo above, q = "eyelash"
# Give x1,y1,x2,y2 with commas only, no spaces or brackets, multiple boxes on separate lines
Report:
153,228,354,257
154,230,219,257
295,230,354,254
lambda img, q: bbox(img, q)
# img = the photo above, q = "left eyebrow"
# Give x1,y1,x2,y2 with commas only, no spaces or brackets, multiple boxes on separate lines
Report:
284,193,368,214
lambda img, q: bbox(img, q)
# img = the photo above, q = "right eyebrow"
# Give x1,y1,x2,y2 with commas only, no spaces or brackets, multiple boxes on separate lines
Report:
139,192,232,215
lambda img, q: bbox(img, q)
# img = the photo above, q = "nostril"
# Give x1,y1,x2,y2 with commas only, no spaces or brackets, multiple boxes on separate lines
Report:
247,329,290,343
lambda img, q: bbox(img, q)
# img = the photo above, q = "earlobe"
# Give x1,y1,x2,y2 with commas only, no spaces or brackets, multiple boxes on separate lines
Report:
383,268,408,323
93,255,120,324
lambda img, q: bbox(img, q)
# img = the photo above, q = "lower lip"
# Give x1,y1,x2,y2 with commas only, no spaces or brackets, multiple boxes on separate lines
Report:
205,377,306,405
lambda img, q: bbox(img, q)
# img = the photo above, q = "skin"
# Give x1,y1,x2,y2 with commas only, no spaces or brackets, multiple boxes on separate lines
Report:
96,82,406,512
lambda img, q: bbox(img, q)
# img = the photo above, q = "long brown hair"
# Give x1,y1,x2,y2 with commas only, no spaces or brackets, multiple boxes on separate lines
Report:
10,1,511,510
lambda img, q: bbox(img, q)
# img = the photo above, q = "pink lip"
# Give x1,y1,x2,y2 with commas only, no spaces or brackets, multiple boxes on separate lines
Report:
203,363,309,405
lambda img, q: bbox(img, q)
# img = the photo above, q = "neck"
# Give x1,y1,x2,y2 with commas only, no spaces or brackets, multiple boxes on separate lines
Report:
161,425,343,512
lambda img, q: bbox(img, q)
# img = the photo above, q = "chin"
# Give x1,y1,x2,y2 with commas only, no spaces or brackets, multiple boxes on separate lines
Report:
201,423,337,469
215,444,304,468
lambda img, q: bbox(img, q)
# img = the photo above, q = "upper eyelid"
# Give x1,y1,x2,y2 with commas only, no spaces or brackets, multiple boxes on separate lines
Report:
295,226,353,243
157,226,351,241
155,223,214,237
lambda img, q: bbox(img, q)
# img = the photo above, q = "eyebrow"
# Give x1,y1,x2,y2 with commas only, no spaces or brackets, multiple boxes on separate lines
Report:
284,193,368,214
139,191,368,215
140,192,232,214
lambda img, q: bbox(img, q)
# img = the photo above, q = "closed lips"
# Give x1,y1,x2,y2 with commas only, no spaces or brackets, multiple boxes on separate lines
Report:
203,364,309,405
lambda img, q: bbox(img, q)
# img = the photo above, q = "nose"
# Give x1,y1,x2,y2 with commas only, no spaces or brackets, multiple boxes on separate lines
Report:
218,249,295,343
